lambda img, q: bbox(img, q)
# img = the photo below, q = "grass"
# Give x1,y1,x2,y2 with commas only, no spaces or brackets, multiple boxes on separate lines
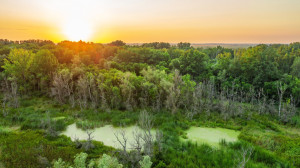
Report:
75,120,104,130
0,130,81,168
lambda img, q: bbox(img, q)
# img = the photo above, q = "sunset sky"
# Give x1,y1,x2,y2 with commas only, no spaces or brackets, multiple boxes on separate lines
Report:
1,0,300,43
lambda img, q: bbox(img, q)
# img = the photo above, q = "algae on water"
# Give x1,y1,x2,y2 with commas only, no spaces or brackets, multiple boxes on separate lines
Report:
61,123,156,150
183,127,240,147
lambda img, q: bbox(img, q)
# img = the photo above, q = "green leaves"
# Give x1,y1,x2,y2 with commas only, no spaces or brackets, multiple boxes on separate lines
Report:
3,48,34,78
139,155,152,168
178,49,209,80
97,154,123,168
291,57,300,78
2,48,34,92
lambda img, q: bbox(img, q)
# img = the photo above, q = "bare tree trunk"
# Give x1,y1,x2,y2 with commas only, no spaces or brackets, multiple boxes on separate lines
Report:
236,146,253,168
83,130,95,151
166,70,182,114
277,81,287,117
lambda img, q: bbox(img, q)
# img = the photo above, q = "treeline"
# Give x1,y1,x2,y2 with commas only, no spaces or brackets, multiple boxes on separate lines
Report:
0,40,300,121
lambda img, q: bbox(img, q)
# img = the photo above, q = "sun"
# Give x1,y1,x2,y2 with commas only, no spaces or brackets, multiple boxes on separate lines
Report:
63,19,92,41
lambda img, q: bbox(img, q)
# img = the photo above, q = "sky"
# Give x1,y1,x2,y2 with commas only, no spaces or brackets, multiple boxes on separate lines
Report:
0,0,300,43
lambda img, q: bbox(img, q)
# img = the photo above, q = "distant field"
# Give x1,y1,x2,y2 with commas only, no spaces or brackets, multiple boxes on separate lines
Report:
191,43,258,49
127,43,258,49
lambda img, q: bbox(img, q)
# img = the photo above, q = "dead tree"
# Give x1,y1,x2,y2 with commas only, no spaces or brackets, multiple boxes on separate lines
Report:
45,111,58,137
114,110,162,167
257,88,267,114
51,70,74,106
10,80,19,108
120,72,135,111
114,129,130,165
165,70,182,114
97,74,110,112
277,81,287,117
131,128,143,153
114,129,128,153
76,76,89,110
130,128,144,167
1,77,19,114
2,99,7,117
1,79,9,116
280,95,297,122
87,73,99,109
152,90,163,112
139,110,154,156
236,146,253,168
155,130,164,153
73,136,82,149
83,130,95,151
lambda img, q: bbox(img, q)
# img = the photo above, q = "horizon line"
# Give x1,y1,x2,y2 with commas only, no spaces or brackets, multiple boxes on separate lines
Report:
1,38,298,45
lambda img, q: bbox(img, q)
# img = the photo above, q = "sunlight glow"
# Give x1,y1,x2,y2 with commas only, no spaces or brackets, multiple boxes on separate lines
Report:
63,19,92,41
1,0,300,43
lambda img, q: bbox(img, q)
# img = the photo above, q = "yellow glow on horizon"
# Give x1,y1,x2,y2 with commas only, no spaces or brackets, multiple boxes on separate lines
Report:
62,19,92,41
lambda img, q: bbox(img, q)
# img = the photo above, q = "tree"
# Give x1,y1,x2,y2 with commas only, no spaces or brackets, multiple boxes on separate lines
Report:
139,110,155,156
214,52,232,72
76,72,99,109
177,42,191,49
2,48,34,93
113,110,157,166
1,74,19,115
45,111,58,137
236,146,253,168
109,40,126,47
51,68,74,105
76,75,89,109
142,42,171,49
141,67,173,110
291,57,300,78
119,71,136,110
97,154,123,168
83,130,95,151
139,156,152,168
233,45,280,88
178,49,209,80
277,81,288,117
53,158,68,168
53,153,123,168
73,152,88,168
31,49,58,91
180,74,196,110
165,70,183,114
0,52,9,72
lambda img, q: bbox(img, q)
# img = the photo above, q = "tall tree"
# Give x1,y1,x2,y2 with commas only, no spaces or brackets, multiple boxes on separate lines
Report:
2,48,34,92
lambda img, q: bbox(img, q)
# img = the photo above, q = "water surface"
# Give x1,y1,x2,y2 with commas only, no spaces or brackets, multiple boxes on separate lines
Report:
183,127,240,147
61,123,155,149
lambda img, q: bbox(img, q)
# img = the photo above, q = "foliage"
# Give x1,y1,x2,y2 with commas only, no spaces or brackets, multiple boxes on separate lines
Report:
53,153,123,168
0,130,81,168
108,40,126,47
139,155,152,168
291,57,300,78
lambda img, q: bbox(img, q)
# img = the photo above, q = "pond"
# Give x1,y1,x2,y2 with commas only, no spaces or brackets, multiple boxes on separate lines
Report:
182,127,240,147
61,123,156,150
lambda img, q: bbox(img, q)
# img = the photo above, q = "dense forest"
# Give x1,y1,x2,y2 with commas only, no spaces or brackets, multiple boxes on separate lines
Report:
0,39,299,168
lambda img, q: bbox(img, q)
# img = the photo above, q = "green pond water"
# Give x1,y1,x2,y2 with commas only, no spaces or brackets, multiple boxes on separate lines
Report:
61,123,155,150
183,127,240,147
